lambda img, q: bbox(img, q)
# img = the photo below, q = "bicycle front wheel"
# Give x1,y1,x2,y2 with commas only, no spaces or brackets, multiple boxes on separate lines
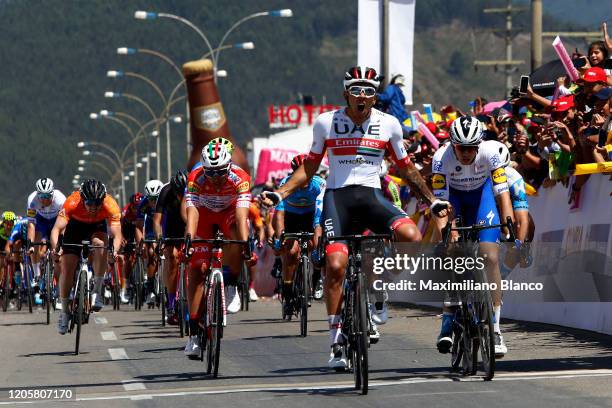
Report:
475,292,495,380
300,257,310,337
354,272,369,394
75,268,86,356
206,273,223,377
45,260,52,324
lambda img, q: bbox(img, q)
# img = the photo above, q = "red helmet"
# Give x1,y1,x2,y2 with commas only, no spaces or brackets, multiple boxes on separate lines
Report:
291,154,307,171
130,192,143,206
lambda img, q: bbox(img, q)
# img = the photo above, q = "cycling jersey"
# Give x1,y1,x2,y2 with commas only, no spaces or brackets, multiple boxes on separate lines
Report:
155,183,186,239
136,197,156,239
186,163,251,212
308,108,411,190
8,219,28,244
431,140,509,199
0,221,14,241
249,202,264,228
26,190,66,222
59,191,121,227
381,175,402,209
276,174,326,227
506,166,529,211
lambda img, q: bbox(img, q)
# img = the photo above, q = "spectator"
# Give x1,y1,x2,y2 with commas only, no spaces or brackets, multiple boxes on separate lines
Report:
377,73,409,128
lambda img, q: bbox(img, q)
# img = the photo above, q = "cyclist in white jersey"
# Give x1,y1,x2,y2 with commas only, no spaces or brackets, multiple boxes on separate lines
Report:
26,178,66,292
261,66,439,370
491,141,535,276
430,116,515,357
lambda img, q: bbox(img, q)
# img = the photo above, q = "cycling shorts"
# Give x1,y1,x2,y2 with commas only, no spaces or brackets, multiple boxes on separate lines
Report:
322,185,414,252
284,211,315,234
190,207,236,272
35,215,56,239
448,178,500,243
62,219,107,256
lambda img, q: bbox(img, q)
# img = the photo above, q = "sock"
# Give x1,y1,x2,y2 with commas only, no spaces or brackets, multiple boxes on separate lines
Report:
493,305,501,333
328,315,343,346
61,298,69,312
33,262,41,279
167,292,176,310
94,276,104,295
282,282,293,299
147,279,155,294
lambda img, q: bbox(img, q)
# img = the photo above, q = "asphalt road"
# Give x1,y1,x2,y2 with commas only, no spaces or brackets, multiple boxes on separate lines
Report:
1,297,612,407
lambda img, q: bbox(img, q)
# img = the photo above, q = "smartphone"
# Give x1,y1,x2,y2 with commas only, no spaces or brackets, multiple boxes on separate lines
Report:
507,125,517,143
572,57,589,69
598,128,608,147
519,75,529,95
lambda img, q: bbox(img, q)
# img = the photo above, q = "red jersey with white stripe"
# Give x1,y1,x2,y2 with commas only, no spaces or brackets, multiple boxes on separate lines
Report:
185,163,252,212
308,108,410,189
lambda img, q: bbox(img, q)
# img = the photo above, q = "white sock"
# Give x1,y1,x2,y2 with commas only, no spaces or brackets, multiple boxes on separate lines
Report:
33,263,41,279
493,305,501,333
328,315,342,346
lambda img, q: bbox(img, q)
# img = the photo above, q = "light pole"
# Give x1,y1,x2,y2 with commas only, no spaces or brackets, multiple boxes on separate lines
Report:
107,70,167,105
166,115,183,179
79,142,125,204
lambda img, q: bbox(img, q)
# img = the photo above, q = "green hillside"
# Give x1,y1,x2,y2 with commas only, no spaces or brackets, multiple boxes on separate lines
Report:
0,0,595,210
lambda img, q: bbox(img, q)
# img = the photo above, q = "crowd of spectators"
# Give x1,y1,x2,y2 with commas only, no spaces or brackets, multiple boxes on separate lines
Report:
384,23,612,211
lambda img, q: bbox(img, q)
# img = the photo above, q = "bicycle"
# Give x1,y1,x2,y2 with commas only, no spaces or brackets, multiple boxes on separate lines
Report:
59,237,112,355
1,251,9,312
329,233,391,395
185,231,249,378
161,238,189,337
27,241,53,322
281,231,314,337
439,216,515,381
132,241,146,311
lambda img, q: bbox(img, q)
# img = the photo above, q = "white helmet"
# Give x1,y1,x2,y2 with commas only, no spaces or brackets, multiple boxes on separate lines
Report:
492,141,511,168
35,178,54,194
343,66,380,90
144,180,164,198
201,141,232,169
450,116,483,146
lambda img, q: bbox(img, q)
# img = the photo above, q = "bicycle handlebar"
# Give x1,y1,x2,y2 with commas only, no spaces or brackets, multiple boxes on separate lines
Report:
442,216,516,245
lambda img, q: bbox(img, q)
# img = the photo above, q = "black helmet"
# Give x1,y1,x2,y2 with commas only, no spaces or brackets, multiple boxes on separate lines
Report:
170,170,188,194
80,179,106,204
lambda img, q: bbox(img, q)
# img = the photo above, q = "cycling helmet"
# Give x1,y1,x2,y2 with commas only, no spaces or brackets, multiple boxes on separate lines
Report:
201,141,232,169
35,177,54,194
450,116,483,146
343,66,380,89
209,137,234,154
130,192,143,206
144,180,164,198
80,179,106,204
170,170,188,194
290,154,307,171
2,211,16,222
492,141,511,168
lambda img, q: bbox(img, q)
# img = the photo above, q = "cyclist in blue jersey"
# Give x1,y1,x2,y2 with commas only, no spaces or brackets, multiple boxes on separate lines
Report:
430,116,515,358
491,141,535,277
273,154,325,316
136,180,164,306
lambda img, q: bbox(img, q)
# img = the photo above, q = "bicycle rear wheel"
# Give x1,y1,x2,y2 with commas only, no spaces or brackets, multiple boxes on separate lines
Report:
300,258,310,337
75,268,86,356
206,273,223,377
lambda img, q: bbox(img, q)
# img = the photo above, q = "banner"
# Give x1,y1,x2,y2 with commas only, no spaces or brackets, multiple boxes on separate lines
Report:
254,148,298,185
358,0,415,105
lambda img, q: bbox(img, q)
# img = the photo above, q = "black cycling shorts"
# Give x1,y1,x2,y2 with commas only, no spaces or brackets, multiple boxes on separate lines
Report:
284,211,315,234
63,219,107,256
321,185,412,245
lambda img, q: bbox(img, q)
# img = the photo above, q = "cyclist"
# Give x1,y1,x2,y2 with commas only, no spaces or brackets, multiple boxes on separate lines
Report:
0,211,17,296
261,66,438,370
491,141,535,276
119,193,142,304
50,179,122,335
26,178,66,307
136,179,164,306
183,141,252,358
7,218,39,304
272,153,325,317
153,171,187,325
430,116,514,358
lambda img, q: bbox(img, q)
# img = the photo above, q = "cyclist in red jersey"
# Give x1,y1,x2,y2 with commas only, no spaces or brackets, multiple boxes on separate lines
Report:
183,141,252,358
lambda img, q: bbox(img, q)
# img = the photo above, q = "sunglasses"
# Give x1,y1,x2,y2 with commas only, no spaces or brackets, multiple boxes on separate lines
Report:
455,145,479,152
204,167,230,177
348,86,376,97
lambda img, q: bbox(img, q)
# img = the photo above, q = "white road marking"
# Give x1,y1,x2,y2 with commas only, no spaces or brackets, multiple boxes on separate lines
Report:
2,369,612,404
107,348,129,360
94,316,108,324
100,331,117,341
121,380,146,391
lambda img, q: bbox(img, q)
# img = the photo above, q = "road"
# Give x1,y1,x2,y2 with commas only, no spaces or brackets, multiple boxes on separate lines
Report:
1,298,612,407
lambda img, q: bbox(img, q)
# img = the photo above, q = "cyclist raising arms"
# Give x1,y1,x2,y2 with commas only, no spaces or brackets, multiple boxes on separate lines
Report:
153,171,188,325
50,179,122,335
261,66,438,370
430,116,514,357
183,141,252,358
